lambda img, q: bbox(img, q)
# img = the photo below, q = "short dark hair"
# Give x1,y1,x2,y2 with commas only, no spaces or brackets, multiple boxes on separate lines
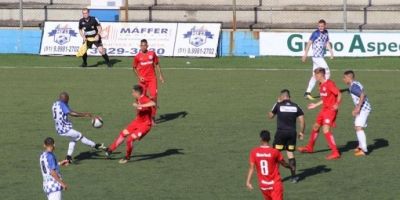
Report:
344,70,355,78
314,67,326,75
140,39,148,44
319,19,326,24
259,130,271,142
132,84,143,94
44,137,55,146
280,89,290,98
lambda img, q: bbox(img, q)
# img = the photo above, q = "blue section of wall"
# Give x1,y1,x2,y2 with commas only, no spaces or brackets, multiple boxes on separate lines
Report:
89,9,119,22
219,31,259,56
0,29,42,54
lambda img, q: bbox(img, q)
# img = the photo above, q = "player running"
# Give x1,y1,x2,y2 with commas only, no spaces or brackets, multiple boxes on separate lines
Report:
343,70,372,156
302,19,334,100
105,85,156,164
78,8,111,68
133,39,165,124
39,137,69,200
52,92,106,164
298,68,341,160
246,130,292,200
268,89,305,183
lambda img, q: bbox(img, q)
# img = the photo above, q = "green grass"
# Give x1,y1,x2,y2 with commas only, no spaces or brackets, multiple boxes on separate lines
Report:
0,55,399,199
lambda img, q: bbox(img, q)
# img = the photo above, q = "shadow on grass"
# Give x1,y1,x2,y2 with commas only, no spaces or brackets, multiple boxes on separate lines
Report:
310,138,388,155
282,165,331,182
131,148,184,162
73,151,121,163
86,59,121,68
156,111,188,124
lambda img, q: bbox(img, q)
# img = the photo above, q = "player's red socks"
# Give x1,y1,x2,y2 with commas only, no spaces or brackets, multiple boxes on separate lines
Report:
109,132,125,152
324,132,339,154
307,129,319,150
126,136,134,159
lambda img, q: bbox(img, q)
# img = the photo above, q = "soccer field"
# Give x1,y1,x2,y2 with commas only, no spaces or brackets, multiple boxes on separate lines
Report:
0,55,399,199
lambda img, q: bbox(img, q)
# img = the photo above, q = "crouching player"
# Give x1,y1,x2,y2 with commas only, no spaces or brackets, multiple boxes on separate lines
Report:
246,130,292,200
106,85,155,164
343,70,372,156
298,67,341,160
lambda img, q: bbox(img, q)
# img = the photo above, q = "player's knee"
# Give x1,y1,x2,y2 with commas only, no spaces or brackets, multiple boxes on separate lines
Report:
312,124,320,131
322,126,330,134
130,134,138,140
121,129,130,137
355,126,363,131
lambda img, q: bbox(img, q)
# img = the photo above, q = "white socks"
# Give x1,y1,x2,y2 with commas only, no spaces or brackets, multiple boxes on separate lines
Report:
67,141,76,156
356,130,368,152
306,76,317,93
80,136,95,148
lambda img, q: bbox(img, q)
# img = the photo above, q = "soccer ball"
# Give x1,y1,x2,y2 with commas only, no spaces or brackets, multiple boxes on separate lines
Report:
91,117,103,128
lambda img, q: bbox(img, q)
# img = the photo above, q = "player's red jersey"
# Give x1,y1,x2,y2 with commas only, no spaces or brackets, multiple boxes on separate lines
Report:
133,51,159,79
249,146,284,188
134,95,152,125
319,79,340,110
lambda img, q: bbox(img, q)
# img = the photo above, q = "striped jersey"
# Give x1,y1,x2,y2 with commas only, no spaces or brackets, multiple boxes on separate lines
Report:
349,81,371,112
309,29,329,58
39,151,63,194
52,100,72,134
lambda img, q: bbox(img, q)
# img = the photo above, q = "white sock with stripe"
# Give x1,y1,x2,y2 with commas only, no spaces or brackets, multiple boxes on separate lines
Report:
356,130,368,152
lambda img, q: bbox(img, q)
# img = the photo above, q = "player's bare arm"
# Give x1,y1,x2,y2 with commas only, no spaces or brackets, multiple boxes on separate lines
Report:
298,115,305,140
333,92,342,110
133,100,156,109
50,170,67,190
268,111,275,119
308,100,323,110
245,162,255,190
132,64,145,82
326,42,334,59
353,91,365,116
79,29,86,42
95,25,102,41
279,159,293,170
302,40,312,62
69,111,93,118
155,63,165,83
58,159,70,166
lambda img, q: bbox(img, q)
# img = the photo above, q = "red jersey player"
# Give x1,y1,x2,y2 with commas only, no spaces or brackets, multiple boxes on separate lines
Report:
246,130,292,200
106,85,156,164
298,67,342,160
133,39,165,125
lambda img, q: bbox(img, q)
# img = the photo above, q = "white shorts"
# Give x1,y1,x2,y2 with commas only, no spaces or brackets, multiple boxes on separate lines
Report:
312,57,330,79
47,191,62,200
59,129,83,142
355,109,370,128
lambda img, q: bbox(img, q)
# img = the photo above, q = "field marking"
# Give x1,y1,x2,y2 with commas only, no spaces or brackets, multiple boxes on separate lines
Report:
0,66,399,72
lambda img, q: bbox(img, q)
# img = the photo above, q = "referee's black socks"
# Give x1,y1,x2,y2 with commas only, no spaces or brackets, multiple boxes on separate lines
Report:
102,53,110,63
82,53,88,64
288,158,296,177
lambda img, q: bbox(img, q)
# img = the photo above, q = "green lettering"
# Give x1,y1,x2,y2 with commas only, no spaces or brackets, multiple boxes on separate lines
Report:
287,34,303,52
388,42,397,52
349,35,365,53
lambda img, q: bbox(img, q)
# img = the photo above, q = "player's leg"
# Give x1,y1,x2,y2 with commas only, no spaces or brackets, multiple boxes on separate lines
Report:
261,189,272,200
148,77,158,121
286,131,298,183
305,58,318,97
270,181,284,200
354,110,369,156
298,122,320,153
47,191,62,200
272,132,285,151
96,40,111,67
63,129,104,162
322,124,340,160
317,57,330,79
119,125,151,164
108,129,130,153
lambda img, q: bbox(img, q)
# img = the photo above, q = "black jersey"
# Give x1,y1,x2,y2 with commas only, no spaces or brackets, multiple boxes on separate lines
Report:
78,16,100,37
271,100,304,132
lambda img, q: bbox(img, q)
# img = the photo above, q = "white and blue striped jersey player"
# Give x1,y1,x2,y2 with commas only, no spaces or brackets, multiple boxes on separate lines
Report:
349,81,372,127
52,100,97,159
40,151,63,199
309,29,331,79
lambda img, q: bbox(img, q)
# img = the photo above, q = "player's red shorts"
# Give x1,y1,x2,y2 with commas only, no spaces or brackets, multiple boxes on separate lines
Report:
316,108,338,127
140,77,158,100
125,120,151,140
260,181,283,200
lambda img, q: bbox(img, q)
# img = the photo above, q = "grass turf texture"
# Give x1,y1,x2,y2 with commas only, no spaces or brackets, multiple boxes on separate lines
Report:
0,55,398,199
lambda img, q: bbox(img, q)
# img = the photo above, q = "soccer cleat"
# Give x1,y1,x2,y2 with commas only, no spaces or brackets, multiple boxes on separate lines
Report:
65,155,73,164
106,62,113,68
105,149,112,159
80,62,87,68
354,150,366,157
354,148,362,153
326,153,341,160
304,92,315,100
290,176,300,183
297,146,314,153
118,157,130,164
95,143,107,151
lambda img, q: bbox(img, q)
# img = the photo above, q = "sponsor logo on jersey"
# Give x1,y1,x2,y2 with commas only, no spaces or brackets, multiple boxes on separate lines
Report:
279,106,298,113
256,153,271,158
48,24,78,45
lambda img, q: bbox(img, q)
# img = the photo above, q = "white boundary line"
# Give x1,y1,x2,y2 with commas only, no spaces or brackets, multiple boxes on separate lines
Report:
0,66,399,72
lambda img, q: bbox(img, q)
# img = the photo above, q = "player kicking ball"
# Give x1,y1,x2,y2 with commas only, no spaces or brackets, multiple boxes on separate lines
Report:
105,85,155,164
39,137,69,200
302,19,334,100
246,130,293,200
52,92,106,164
298,68,341,160
343,70,372,156
269,89,305,183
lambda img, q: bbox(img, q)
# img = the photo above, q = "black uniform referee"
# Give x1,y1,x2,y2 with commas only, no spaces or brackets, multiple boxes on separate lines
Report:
78,8,111,67
269,89,305,183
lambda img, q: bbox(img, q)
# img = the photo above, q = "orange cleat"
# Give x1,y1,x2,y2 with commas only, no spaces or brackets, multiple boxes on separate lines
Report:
354,150,366,157
354,148,362,153
326,153,341,160
297,146,314,153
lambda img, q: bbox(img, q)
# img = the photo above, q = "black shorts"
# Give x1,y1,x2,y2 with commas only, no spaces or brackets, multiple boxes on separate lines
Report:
273,130,297,152
86,37,103,48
